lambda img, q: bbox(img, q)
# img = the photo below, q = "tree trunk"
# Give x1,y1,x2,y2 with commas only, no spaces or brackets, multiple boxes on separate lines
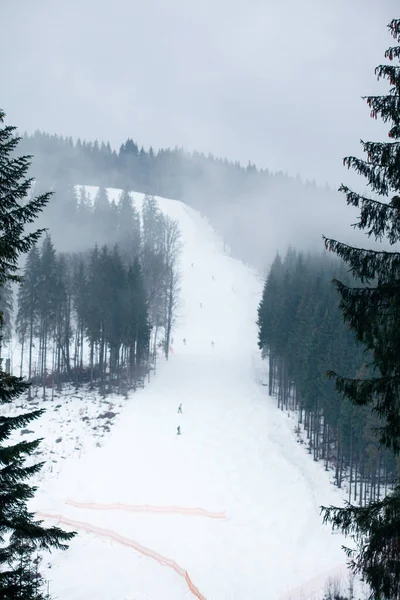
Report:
20,336,24,379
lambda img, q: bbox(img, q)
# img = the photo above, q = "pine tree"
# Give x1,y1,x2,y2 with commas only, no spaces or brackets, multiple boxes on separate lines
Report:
117,190,141,261
16,246,41,384
104,246,126,386
161,215,181,360
0,109,75,598
84,246,103,387
71,254,87,378
53,253,73,387
141,196,167,344
37,235,58,396
0,280,13,350
93,186,111,244
321,20,400,599
124,258,150,384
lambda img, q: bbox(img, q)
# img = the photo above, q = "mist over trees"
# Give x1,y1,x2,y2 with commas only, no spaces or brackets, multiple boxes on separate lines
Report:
257,249,398,504
4,15,399,599
258,18,400,599
0,110,184,597
11,191,182,396
320,18,400,599
19,131,351,270
0,109,75,599
16,238,150,397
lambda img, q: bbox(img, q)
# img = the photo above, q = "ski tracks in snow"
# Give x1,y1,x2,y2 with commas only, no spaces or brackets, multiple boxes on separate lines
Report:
35,192,348,599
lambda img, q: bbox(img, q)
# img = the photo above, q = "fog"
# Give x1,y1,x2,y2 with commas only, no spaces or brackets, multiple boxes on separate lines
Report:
2,0,398,271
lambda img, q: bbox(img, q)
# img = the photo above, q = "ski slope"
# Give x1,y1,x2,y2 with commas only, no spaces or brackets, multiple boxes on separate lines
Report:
33,193,348,600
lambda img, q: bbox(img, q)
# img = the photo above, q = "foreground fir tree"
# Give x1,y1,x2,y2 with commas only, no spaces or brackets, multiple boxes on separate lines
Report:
321,20,400,600
0,110,75,599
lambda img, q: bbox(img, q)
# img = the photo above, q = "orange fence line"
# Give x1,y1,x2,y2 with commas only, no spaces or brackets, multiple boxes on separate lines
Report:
37,512,207,600
66,498,226,520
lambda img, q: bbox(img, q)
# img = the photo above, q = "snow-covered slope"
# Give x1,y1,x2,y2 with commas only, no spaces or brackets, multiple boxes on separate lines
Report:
32,192,348,600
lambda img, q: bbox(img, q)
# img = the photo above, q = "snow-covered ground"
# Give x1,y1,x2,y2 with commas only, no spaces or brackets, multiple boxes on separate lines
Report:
21,192,351,599
2,385,136,483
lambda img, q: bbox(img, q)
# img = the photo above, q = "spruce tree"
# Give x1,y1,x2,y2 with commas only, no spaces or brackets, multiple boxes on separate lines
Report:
0,110,75,599
93,186,111,244
16,245,41,383
321,20,400,599
117,190,141,261
0,280,14,349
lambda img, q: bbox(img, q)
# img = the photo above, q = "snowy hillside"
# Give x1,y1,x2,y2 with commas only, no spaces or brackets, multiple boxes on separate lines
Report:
28,190,349,600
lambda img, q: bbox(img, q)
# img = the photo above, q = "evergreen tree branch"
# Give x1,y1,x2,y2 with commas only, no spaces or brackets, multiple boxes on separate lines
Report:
323,237,400,282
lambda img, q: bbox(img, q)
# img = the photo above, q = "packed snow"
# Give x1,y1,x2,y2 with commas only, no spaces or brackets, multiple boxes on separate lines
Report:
17,190,351,599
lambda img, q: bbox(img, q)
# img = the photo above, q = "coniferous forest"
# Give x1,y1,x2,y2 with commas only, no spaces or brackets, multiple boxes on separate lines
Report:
258,18,400,599
2,11,400,600
257,249,399,505
3,188,181,398
0,110,75,600
18,130,340,268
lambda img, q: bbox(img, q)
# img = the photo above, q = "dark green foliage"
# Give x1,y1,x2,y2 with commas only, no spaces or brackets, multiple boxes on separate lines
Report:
257,249,397,494
16,237,152,394
117,190,141,261
0,280,13,346
319,19,400,599
0,551,50,600
0,110,75,598
16,245,41,381
322,488,400,600
141,195,172,333
13,189,176,394
0,116,49,287
124,258,151,376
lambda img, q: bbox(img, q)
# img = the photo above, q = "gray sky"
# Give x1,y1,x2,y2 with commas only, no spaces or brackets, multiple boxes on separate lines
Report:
1,0,397,187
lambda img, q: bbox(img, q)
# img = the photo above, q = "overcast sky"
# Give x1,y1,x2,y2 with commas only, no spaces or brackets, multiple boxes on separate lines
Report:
1,0,397,187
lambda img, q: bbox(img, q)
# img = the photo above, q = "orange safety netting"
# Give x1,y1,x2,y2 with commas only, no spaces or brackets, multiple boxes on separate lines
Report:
65,498,226,520
37,511,207,600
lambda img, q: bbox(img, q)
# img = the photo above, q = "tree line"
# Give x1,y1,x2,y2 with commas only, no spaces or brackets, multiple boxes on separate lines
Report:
3,189,181,398
19,130,283,202
19,128,340,270
259,18,400,599
0,109,74,599
257,249,398,505
0,112,183,598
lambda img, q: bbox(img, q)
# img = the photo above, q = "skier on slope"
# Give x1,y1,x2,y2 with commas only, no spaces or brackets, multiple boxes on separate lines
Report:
183,337,186,345
177,426,181,435
178,403,182,413
211,340,215,348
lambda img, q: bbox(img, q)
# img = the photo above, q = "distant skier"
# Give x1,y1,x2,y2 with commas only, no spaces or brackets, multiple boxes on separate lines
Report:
191,263,194,268
211,340,215,348
177,425,181,435
200,302,203,308
183,337,186,346
178,403,182,413
212,275,215,281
